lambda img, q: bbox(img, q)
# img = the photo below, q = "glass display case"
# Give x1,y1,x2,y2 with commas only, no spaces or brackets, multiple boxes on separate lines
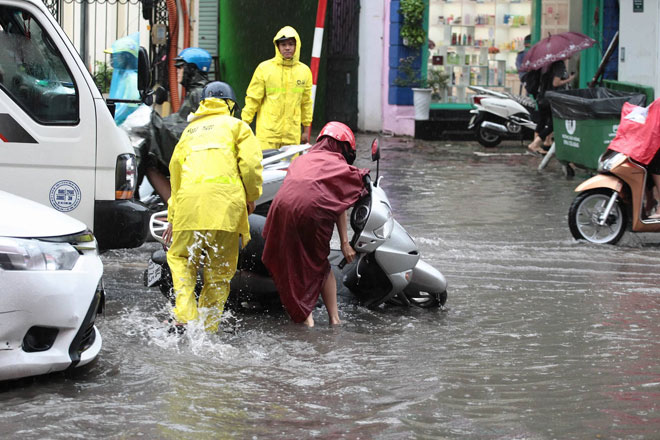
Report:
540,0,569,37
428,0,532,103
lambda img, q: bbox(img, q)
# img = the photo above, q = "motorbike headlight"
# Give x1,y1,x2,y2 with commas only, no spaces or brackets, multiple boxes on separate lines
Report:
373,205,394,239
0,237,80,271
598,152,626,172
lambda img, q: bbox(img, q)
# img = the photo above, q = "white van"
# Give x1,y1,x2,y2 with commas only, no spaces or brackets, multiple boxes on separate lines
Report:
0,0,149,249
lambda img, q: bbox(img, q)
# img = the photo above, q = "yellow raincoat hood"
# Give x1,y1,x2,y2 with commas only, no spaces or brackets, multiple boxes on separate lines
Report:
272,26,301,65
188,97,234,122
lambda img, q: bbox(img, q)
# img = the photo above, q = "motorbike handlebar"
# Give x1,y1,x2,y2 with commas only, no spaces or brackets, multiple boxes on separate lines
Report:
363,174,372,192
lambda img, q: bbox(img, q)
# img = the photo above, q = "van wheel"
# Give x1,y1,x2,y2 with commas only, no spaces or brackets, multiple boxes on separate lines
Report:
568,189,627,244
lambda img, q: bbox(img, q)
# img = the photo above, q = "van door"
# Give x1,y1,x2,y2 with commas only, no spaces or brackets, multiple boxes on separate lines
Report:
0,1,96,228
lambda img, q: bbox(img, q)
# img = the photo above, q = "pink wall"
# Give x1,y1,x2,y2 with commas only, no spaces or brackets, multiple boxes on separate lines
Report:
381,0,415,136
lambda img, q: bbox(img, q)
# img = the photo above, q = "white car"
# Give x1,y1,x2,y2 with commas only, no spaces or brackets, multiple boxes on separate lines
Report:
0,190,104,381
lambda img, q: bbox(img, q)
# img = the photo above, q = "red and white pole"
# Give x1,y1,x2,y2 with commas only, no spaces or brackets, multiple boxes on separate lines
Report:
307,0,327,140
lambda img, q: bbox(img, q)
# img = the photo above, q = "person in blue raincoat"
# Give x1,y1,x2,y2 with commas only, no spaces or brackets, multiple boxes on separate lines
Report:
105,33,140,126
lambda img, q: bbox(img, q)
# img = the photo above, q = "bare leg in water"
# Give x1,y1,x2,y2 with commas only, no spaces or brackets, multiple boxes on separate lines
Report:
303,270,341,327
321,270,341,325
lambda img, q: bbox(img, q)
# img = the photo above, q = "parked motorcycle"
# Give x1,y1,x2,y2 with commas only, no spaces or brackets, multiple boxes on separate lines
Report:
467,85,537,148
144,139,448,311
568,149,660,244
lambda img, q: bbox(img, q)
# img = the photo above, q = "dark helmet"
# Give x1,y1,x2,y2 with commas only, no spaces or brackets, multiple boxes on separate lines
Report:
202,81,237,102
173,47,212,72
202,81,239,116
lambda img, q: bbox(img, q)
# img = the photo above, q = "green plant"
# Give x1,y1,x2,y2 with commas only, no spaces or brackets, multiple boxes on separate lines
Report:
93,61,113,94
428,67,449,100
399,0,426,49
394,57,449,96
393,55,426,88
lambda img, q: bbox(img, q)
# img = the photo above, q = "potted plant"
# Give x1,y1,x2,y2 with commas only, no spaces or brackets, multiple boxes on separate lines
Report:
428,66,450,103
394,56,435,120
399,0,426,49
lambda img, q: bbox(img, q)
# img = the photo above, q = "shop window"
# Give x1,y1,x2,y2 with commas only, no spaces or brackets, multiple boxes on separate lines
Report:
427,0,532,103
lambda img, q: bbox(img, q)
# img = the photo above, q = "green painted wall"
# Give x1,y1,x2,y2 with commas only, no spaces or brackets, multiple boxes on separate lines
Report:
529,1,603,88
579,0,603,88
217,0,328,129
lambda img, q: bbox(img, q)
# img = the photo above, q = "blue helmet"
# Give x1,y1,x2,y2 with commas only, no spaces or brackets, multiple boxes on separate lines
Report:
174,47,212,72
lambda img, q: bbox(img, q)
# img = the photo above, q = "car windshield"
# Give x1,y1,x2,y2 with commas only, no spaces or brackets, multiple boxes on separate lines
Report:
0,5,78,123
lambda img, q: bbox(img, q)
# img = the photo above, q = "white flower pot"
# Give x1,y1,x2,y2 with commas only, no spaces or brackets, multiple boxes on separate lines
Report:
412,88,432,120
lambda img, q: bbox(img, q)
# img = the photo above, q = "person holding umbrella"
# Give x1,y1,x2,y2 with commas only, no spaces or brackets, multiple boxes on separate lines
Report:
518,32,595,155
527,60,576,155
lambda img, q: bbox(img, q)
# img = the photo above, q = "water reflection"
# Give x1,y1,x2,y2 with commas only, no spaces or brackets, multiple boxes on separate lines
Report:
1,138,659,439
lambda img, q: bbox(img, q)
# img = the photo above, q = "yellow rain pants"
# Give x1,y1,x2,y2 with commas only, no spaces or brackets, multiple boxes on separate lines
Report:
168,230,239,332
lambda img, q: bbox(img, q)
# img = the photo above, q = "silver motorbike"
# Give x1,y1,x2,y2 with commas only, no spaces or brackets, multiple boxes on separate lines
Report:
337,138,448,308
144,139,448,311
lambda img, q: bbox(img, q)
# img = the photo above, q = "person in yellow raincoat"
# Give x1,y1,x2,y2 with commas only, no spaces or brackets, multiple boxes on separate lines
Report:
242,26,313,149
162,81,263,333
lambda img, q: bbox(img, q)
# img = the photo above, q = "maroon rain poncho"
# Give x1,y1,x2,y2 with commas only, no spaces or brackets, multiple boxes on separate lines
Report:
262,137,369,323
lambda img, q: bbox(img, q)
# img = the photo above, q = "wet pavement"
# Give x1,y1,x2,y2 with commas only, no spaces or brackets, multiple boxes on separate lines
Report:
2,137,660,439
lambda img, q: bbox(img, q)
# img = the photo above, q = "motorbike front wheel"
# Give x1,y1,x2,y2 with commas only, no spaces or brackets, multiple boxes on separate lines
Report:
568,189,628,245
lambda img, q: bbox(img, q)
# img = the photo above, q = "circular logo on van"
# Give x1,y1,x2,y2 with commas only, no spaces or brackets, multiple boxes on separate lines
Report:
565,119,576,135
49,180,81,212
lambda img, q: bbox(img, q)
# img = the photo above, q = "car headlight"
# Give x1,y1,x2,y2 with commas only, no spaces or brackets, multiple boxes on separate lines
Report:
0,237,80,271
373,205,394,239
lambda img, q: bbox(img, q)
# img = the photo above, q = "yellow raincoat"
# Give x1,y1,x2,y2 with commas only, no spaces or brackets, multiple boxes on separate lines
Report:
242,26,313,149
168,98,263,240
167,97,263,331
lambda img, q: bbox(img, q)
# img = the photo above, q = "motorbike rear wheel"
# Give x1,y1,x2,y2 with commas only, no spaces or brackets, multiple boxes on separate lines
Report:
568,189,627,244
475,125,502,148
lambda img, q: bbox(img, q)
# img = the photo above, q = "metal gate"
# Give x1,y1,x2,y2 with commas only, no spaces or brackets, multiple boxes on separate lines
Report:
41,0,149,93
326,0,360,130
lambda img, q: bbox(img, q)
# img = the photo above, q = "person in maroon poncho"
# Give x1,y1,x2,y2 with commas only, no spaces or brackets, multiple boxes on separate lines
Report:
262,122,369,327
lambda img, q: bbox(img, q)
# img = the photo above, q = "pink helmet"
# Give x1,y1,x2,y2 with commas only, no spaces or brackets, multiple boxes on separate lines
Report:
317,121,356,150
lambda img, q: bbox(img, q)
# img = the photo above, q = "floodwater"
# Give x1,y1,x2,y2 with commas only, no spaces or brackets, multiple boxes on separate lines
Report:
2,137,660,439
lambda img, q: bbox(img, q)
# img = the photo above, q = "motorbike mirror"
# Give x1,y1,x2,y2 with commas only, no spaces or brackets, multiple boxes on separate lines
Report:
153,85,168,105
137,46,151,94
371,138,380,184
371,138,380,162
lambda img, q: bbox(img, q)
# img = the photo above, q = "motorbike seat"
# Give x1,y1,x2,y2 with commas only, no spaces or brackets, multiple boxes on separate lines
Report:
509,94,537,110
262,149,280,159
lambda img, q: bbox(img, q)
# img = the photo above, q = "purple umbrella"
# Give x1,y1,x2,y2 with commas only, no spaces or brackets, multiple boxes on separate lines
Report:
519,32,596,72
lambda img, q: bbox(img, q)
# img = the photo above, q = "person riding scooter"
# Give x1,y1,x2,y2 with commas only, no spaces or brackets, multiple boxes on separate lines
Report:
146,47,213,203
569,99,660,244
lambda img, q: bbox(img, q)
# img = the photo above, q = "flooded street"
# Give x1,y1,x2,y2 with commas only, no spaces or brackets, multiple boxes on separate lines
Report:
2,137,660,439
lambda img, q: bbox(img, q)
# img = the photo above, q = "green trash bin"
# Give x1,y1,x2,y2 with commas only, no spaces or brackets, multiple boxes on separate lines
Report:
546,87,647,170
